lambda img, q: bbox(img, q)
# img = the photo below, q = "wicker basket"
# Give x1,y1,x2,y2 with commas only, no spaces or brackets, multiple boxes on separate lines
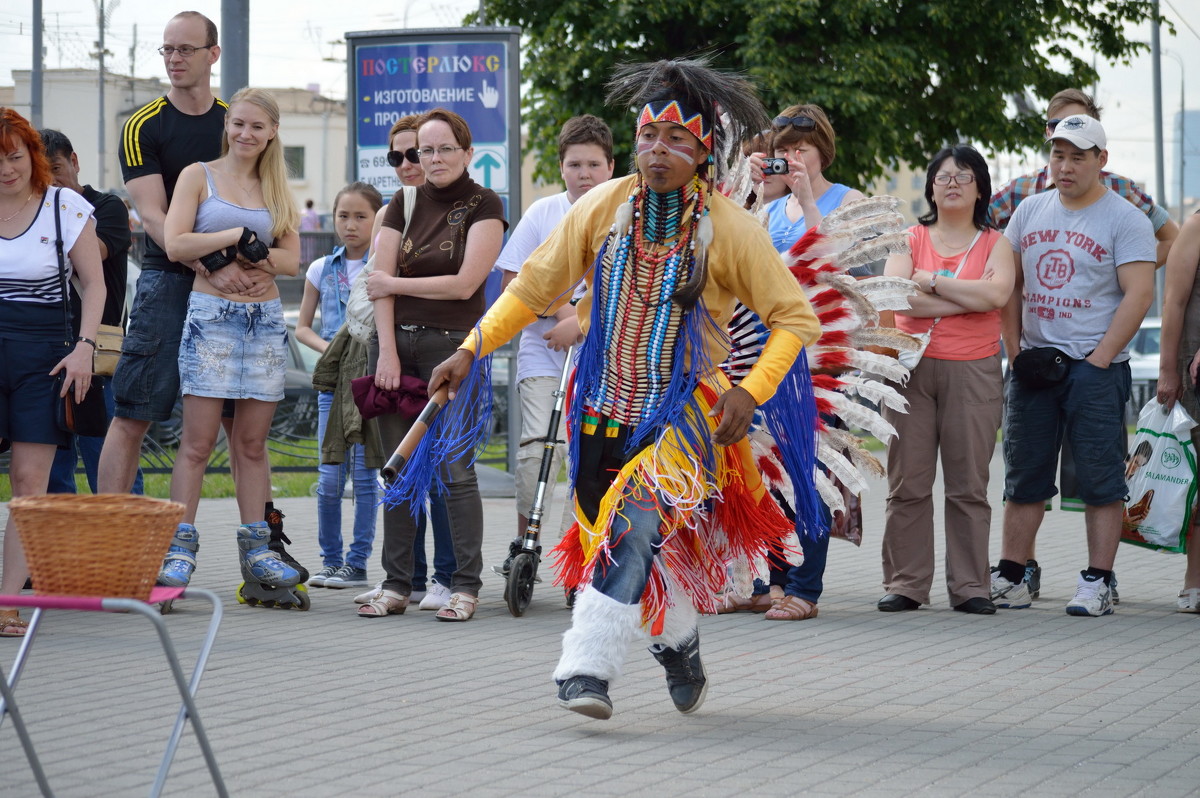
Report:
9,494,186,601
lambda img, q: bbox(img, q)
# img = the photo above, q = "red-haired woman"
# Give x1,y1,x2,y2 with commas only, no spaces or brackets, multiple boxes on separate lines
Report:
0,107,105,637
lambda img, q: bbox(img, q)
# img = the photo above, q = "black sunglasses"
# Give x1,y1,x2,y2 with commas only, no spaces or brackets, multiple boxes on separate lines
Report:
386,148,420,167
772,115,818,131
1045,118,1062,132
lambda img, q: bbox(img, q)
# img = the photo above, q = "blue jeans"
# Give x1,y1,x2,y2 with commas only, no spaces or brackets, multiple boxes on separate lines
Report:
590,484,665,605
412,492,455,591
48,378,145,495
315,391,378,570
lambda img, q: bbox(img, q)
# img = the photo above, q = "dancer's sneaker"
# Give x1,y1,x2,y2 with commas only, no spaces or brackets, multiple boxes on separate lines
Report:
649,632,708,714
556,675,612,719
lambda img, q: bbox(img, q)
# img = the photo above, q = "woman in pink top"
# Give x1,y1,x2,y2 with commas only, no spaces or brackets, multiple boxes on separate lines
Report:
879,145,1015,614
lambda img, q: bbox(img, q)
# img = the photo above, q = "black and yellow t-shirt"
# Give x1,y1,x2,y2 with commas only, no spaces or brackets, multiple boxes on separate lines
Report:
119,96,227,269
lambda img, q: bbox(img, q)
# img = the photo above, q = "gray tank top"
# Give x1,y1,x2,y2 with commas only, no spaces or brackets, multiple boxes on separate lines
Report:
194,162,275,245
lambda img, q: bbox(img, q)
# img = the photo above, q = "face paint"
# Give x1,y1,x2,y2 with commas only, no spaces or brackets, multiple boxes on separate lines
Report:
637,129,698,162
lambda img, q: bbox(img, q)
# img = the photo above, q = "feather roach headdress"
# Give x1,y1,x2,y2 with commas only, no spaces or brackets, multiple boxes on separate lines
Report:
605,55,770,185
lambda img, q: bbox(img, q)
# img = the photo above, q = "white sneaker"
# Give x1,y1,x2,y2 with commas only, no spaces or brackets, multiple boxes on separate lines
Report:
353,581,384,604
1066,573,1114,617
1178,588,1200,613
419,581,452,610
990,571,1032,609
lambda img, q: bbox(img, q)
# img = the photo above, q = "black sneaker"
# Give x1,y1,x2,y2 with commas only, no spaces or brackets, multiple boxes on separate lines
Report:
1024,560,1042,599
649,632,708,714
556,675,613,719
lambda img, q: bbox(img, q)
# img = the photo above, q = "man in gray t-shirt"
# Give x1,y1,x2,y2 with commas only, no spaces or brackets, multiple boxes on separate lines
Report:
992,115,1155,618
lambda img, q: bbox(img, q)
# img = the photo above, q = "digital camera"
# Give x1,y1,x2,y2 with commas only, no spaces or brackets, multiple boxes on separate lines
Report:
762,158,789,175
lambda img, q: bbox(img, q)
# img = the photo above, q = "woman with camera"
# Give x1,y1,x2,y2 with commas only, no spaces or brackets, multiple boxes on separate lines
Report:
0,107,106,637
360,107,506,622
752,104,864,250
879,145,1013,614
727,105,864,621
162,88,300,588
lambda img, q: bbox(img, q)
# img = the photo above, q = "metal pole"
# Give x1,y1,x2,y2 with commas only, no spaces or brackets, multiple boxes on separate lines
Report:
220,0,249,101
31,0,43,127
97,0,107,189
1152,0,1165,207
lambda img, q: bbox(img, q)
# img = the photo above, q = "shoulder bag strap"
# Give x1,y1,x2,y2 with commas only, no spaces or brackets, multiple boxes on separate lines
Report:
402,185,416,238
52,188,72,345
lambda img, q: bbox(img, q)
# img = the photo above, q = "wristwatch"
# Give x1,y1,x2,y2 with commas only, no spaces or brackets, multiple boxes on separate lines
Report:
930,274,939,295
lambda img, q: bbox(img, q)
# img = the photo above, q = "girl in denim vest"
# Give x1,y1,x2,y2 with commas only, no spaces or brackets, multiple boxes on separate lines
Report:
295,182,383,588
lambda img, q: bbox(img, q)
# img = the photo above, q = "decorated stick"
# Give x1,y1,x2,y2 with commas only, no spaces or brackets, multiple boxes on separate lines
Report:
380,386,451,484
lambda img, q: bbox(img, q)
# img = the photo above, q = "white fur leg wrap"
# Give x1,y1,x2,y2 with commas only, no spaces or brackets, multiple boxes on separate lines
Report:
553,588,646,683
649,591,700,650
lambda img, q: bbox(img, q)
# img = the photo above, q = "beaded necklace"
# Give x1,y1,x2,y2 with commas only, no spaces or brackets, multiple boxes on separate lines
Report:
592,174,709,422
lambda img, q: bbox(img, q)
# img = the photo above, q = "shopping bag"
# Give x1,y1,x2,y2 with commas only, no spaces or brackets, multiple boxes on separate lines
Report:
1120,400,1197,553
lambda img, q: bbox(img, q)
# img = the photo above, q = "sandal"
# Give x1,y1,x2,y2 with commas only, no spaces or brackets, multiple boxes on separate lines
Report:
0,608,28,638
716,591,775,614
435,592,478,622
1178,588,1200,613
356,589,408,617
764,595,818,621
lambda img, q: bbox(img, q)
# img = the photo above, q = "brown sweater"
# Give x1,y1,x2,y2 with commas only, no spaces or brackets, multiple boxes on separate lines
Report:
380,170,507,331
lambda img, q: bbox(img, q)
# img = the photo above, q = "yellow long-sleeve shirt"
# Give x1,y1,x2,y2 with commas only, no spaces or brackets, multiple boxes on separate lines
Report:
465,174,821,405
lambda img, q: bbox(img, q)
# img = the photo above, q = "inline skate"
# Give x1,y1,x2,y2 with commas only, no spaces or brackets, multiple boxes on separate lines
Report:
157,523,198,614
235,521,310,610
265,504,309,583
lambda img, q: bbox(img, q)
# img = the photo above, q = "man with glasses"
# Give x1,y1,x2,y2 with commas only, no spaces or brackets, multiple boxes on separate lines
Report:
993,115,1155,617
100,11,272,585
990,89,1178,267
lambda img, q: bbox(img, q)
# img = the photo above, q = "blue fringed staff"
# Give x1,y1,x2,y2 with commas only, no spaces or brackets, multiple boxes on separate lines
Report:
380,386,451,485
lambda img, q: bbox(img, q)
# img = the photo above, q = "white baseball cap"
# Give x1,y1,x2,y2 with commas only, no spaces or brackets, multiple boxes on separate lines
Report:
1049,114,1107,151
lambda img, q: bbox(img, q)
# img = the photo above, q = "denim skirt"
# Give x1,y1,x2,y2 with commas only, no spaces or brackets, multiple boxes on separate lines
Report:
178,292,287,402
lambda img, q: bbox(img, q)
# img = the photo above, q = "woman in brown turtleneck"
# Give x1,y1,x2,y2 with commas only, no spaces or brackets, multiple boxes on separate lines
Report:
361,107,507,622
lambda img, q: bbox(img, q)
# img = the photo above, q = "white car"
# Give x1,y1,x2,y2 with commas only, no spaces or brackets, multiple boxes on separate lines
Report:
1128,317,1160,383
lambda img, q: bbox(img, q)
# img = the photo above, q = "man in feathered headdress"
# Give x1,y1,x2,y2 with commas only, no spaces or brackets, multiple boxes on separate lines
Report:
418,57,824,719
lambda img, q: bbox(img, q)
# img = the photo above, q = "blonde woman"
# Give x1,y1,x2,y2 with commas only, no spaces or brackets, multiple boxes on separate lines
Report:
162,87,301,593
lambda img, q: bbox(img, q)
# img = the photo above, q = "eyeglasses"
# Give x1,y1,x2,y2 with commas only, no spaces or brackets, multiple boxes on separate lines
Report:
158,44,213,58
772,115,817,131
386,148,420,167
932,172,976,186
417,146,464,160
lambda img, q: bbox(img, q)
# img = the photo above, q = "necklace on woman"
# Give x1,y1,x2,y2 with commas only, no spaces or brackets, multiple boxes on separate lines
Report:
933,225,973,251
0,192,35,223
224,167,259,199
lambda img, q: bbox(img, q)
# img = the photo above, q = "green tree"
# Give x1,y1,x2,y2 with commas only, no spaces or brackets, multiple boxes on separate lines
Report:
475,0,1161,186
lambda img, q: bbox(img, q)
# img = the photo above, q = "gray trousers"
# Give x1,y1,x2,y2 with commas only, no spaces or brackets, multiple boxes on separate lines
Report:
373,326,484,596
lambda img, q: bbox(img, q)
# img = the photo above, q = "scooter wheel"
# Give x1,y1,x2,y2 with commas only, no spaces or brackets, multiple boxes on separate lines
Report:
505,552,538,617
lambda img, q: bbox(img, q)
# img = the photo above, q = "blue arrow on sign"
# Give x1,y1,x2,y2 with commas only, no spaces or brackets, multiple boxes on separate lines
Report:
475,153,501,188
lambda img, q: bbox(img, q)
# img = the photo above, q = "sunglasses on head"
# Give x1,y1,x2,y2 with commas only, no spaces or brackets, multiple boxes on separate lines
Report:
1045,118,1062,133
772,115,818,131
386,148,420,167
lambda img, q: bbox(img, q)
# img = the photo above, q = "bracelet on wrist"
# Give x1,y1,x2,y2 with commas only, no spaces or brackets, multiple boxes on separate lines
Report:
929,274,939,295
76,336,97,349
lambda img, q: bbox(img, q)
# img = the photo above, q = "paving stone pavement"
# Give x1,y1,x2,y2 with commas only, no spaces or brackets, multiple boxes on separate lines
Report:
3,451,1200,797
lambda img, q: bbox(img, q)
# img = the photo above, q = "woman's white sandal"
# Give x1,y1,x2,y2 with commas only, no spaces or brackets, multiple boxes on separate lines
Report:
356,589,408,617
434,592,478,622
